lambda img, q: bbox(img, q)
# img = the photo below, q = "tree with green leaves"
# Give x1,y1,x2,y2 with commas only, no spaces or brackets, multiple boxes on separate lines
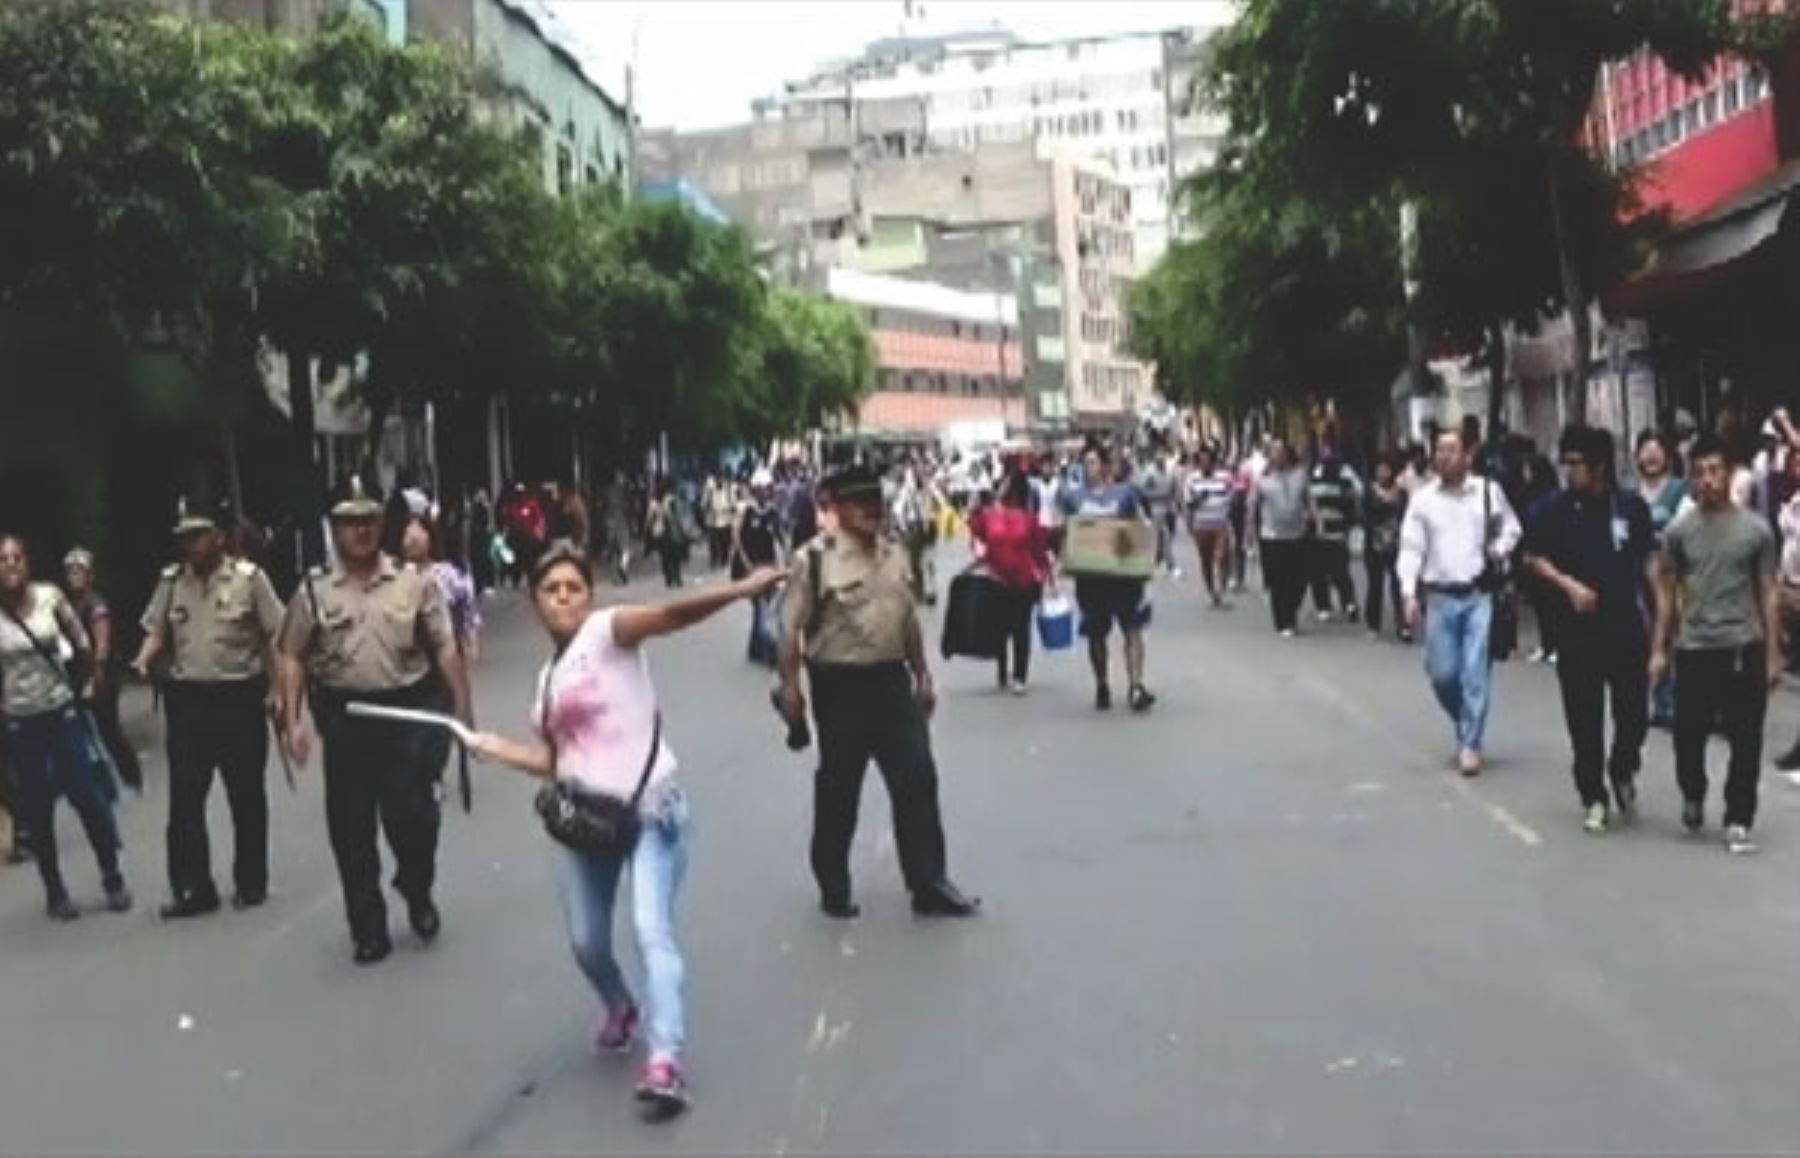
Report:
748,288,876,442
1204,0,1783,426
1132,179,1407,432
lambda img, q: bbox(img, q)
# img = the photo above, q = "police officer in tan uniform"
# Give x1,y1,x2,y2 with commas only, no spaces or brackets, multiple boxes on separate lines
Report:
133,499,285,919
277,479,472,965
778,465,978,920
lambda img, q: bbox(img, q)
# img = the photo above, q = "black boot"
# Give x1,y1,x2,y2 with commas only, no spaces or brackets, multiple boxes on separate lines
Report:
406,895,441,943
1775,742,1800,773
160,890,221,921
353,931,393,966
911,879,981,917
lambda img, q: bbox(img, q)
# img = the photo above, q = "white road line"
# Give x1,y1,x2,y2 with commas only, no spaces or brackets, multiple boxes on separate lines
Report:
1294,669,1544,849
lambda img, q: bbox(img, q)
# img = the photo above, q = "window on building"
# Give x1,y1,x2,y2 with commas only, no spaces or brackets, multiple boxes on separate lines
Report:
1702,89,1719,127
556,142,574,196
1724,77,1743,114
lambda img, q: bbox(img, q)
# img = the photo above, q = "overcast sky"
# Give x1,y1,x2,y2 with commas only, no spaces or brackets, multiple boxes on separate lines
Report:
548,1,1234,131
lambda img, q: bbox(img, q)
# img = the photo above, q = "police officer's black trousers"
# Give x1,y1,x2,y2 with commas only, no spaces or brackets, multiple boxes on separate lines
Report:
164,680,269,902
315,684,441,941
808,662,948,903
1553,634,1648,809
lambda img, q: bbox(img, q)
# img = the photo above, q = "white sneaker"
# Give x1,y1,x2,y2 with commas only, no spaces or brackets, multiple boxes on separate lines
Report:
1279,628,1297,640
1528,648,1548,664
1583,803,1608,834
1316,610,1335,623
1724,825,1758,855
1008,680,1028,697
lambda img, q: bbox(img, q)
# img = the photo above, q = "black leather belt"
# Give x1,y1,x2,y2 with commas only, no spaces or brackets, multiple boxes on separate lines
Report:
1423,582,1478,597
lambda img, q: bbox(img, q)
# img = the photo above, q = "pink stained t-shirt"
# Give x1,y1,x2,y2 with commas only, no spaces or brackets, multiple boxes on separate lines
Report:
533,608,676,809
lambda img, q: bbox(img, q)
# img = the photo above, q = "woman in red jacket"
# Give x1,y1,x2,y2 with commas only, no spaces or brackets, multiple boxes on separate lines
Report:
970,471,1052,695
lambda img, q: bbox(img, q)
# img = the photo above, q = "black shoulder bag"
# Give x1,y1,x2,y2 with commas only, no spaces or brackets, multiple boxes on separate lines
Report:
532,657,662,858
1479,478,1519,661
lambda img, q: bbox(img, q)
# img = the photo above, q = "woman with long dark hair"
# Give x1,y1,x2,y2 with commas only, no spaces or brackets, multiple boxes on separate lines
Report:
970,470,1051,693
466,544,783,1117
0,534,132,920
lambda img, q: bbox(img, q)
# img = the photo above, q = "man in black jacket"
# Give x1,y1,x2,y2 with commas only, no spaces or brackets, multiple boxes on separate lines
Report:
1523,426,1656,834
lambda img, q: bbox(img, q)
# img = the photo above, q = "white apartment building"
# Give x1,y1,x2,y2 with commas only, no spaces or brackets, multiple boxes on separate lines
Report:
778,29,1206,270
1052,156,1146,422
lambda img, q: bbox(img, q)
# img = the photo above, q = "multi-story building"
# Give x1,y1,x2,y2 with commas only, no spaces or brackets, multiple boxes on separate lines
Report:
638,96,928,285
825,267,1025,444
410,0,632,196
1596,18,1797,443
1594,48,1775,219
1161,27,1228,242
1053,157,1145,426
773,28,1215,270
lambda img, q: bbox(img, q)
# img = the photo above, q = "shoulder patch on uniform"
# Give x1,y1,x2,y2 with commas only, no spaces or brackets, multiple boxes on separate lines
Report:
234,559,259,577
160,563,181,579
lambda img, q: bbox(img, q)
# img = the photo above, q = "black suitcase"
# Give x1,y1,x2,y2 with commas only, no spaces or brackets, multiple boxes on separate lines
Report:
941,572,1003,660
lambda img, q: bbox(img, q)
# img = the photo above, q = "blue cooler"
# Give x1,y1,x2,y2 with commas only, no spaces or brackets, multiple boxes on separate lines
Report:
1036,594,1074,651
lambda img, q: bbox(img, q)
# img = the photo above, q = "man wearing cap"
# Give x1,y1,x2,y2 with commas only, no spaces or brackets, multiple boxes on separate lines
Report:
778,464,978,920
277,478,472,965
133,500,285,919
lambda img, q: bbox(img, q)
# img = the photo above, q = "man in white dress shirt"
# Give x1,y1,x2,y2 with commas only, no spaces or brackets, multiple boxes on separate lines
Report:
1397,429,1522,776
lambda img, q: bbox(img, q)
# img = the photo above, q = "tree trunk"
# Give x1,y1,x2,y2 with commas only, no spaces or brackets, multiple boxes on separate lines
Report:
1545,151,1591,427
1485,319,1507,437
221,419,245,531
286,345,324,568
362,390,394,492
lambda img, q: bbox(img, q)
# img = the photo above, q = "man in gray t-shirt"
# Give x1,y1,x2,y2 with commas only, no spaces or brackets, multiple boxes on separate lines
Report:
1652,437,1781,853
1664,505,1775,650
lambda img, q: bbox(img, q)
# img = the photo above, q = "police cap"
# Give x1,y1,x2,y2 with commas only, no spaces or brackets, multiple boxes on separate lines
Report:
329,475,384,521
821,464,882,507
172,496,218,537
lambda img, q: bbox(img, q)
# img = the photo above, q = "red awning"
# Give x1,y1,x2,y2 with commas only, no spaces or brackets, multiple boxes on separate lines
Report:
1608,158,1800,316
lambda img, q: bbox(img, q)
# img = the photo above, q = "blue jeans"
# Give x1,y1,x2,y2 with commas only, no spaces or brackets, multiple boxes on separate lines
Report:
4,705,123,900
1423,591,1493,754
555,786,690,1060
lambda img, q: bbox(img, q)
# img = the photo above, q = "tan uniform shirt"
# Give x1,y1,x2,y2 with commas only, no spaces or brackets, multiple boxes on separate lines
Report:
279,557,452,692
140,558,283,682
787,535,916,665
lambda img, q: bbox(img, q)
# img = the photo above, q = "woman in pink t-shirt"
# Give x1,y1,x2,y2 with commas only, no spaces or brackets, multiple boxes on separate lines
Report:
469,543,782,1118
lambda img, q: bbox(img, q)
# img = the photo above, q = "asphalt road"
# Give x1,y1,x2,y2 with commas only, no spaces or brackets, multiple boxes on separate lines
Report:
2,556,1799,1156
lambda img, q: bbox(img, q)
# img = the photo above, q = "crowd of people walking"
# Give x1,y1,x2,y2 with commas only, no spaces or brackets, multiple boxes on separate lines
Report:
2,408,1798,1126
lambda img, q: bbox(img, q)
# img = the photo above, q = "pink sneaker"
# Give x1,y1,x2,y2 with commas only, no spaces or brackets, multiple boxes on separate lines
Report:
635,1056,689,1116
595,1004,639,1054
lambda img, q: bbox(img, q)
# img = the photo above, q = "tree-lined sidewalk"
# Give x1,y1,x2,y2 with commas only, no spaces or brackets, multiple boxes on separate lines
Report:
0,1,873,561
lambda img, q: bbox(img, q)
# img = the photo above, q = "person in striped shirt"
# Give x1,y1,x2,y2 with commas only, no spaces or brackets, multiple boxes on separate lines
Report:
1182,444,1237,609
